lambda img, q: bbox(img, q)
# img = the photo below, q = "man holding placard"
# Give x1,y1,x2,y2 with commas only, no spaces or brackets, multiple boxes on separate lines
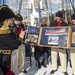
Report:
50,11,68,75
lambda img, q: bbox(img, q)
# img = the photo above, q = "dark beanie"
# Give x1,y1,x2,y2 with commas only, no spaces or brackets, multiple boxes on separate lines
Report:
56,11,63,18
14,14,23,21
71,13,75,20
0,5,15,23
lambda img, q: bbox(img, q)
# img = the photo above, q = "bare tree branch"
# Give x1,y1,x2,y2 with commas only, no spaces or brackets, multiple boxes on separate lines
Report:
69,0,75,12
18,0,22,14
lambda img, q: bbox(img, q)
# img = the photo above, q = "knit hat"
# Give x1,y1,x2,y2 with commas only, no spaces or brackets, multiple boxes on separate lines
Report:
56,11,63,18
14,14,23,21
71,13,75,20
0,5,15,23
5,71,15,75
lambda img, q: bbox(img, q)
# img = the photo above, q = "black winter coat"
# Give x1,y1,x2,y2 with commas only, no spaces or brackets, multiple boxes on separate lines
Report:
0,33,21,50
50,20,68,27
0,25,21,50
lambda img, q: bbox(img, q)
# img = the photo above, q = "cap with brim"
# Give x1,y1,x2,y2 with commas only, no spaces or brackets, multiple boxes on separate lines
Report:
14,14,23,21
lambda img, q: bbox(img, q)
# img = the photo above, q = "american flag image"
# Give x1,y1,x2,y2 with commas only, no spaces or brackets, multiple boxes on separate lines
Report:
45,28,67,35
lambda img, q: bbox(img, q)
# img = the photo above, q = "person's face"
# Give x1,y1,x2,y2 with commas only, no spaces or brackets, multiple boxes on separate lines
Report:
71,19,75,25
5,18,14,26
14,20,22,25
42,19,46,24
54,16,61,22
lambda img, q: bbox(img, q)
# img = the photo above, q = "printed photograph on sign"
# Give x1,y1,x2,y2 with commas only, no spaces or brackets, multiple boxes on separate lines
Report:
27,34,38,43
48,36,59,45
25,26,40,45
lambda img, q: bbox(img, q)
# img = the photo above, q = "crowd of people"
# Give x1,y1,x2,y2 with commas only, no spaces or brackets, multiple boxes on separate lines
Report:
0,4,75,75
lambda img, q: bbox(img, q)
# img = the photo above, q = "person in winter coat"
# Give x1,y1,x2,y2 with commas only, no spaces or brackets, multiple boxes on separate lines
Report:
50,11,68,75
0,5,25,75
